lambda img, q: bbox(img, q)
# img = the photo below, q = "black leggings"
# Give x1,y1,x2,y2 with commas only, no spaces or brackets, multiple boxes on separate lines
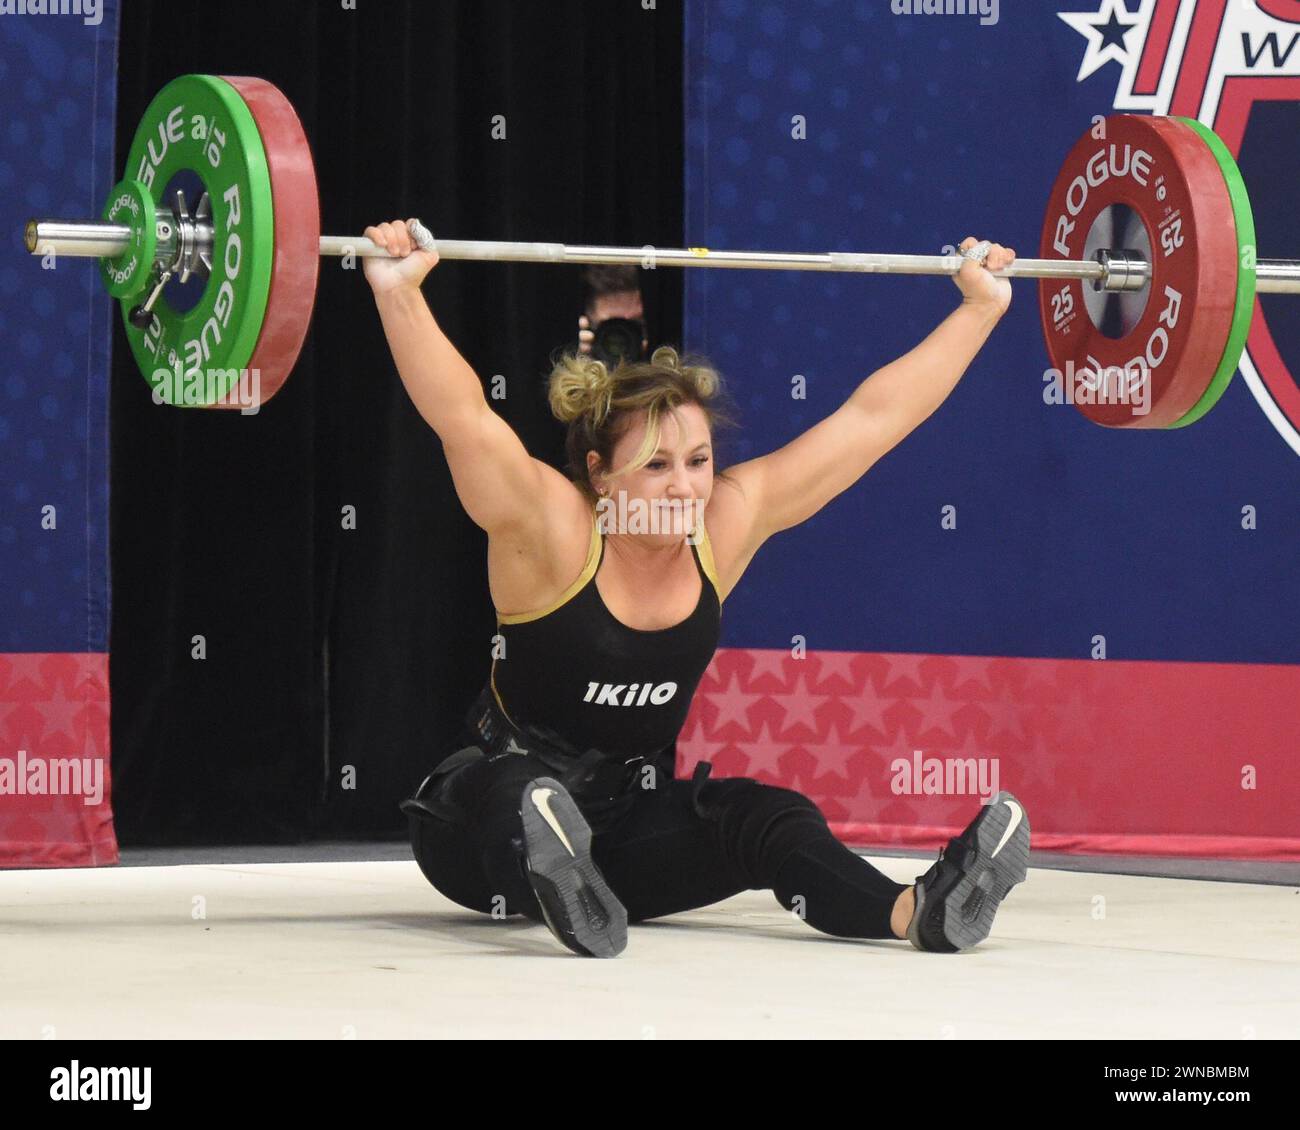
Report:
407,745,910,940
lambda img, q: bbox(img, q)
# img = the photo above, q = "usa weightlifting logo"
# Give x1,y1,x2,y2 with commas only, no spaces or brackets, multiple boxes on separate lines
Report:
1057,0,1300,451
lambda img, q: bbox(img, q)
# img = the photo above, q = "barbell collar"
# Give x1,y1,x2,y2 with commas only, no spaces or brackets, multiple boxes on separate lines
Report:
24,217,1300,294
1093,249,1150,293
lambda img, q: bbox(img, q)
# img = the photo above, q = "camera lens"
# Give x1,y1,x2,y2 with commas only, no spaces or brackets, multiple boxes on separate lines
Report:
591,317,646,366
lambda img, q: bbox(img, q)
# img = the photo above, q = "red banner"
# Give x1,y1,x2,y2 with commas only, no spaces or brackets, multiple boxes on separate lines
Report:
0,654,118,867
679,649,1299,861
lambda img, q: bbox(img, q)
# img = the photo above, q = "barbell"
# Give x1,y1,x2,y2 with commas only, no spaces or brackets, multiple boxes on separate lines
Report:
22,73,1300,426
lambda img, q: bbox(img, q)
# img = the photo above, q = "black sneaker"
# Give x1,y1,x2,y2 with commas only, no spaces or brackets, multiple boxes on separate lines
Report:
519,777,628,958
907,791,1030,953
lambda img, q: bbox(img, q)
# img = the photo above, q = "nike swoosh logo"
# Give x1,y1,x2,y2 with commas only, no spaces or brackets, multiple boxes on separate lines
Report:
990,799,1024,859
506,738,528,755
530,788,576,857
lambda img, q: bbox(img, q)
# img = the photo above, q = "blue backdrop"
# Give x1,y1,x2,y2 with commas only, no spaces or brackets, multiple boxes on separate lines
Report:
683,0,1300,664
0,2,117,654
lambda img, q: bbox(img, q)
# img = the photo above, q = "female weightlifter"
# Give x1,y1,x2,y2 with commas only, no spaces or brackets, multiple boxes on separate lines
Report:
365,218,1031,958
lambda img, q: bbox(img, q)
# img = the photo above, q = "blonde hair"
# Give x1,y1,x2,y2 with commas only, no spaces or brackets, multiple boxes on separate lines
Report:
548,345,739,504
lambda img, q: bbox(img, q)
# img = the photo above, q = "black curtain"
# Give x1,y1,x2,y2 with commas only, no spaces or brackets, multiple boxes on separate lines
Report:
110,0,685,844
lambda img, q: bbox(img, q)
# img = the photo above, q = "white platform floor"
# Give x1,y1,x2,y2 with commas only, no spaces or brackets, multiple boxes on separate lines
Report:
2,857,1297,1039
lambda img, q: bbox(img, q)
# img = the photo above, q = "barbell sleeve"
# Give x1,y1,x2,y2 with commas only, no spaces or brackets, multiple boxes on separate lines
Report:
25,220,138,260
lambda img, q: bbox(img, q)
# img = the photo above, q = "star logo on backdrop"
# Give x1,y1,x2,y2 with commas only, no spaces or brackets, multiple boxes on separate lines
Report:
1,703,44,751
904,675,966,744
952,656,997,697
811,650,858,692
36,681,87,746
1057,0,1141,82
743,649,792,689
841,757,889,815
678,650,1113,846
840,678,894,740
879,651,929,694
732,718,791,776
768,670,831,735
704,670,766,734
796,721,866,784
870,725,925,781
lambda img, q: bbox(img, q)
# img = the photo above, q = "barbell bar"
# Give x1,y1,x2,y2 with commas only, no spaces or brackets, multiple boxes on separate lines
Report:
19,72,1300,425
25,220,1300,291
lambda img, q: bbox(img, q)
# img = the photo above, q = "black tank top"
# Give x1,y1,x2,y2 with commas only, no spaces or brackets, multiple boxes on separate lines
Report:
488,510,723,760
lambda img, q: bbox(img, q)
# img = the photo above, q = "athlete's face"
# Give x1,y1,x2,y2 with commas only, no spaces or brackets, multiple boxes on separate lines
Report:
589,403,714,543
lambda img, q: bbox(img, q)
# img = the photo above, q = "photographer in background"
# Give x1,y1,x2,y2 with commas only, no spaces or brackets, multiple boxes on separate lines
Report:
576,264,650,366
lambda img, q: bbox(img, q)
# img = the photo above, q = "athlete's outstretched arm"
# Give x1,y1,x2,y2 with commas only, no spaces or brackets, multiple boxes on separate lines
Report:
724,239,1014,539
365,219,552,536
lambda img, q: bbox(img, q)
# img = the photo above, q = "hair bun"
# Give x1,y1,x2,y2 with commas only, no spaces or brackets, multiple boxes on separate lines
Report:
582,358,614,424
649,345,680,371
547,354,614,424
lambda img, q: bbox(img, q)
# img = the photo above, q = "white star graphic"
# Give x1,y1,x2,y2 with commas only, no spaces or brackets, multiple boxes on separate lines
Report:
37,681,88,745
796,721,866,784
840,680,895,741
951,656,997,697
744,649,793,690
880,651,929,695
704,670,766,734
1057,0,1141,83
810,650,859,692
905,677,964,745
732,718,796,776
769,671,832,736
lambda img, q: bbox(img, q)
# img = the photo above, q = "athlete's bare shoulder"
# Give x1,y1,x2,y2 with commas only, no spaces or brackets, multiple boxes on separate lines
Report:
487,463,594,616
700,470,766,603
